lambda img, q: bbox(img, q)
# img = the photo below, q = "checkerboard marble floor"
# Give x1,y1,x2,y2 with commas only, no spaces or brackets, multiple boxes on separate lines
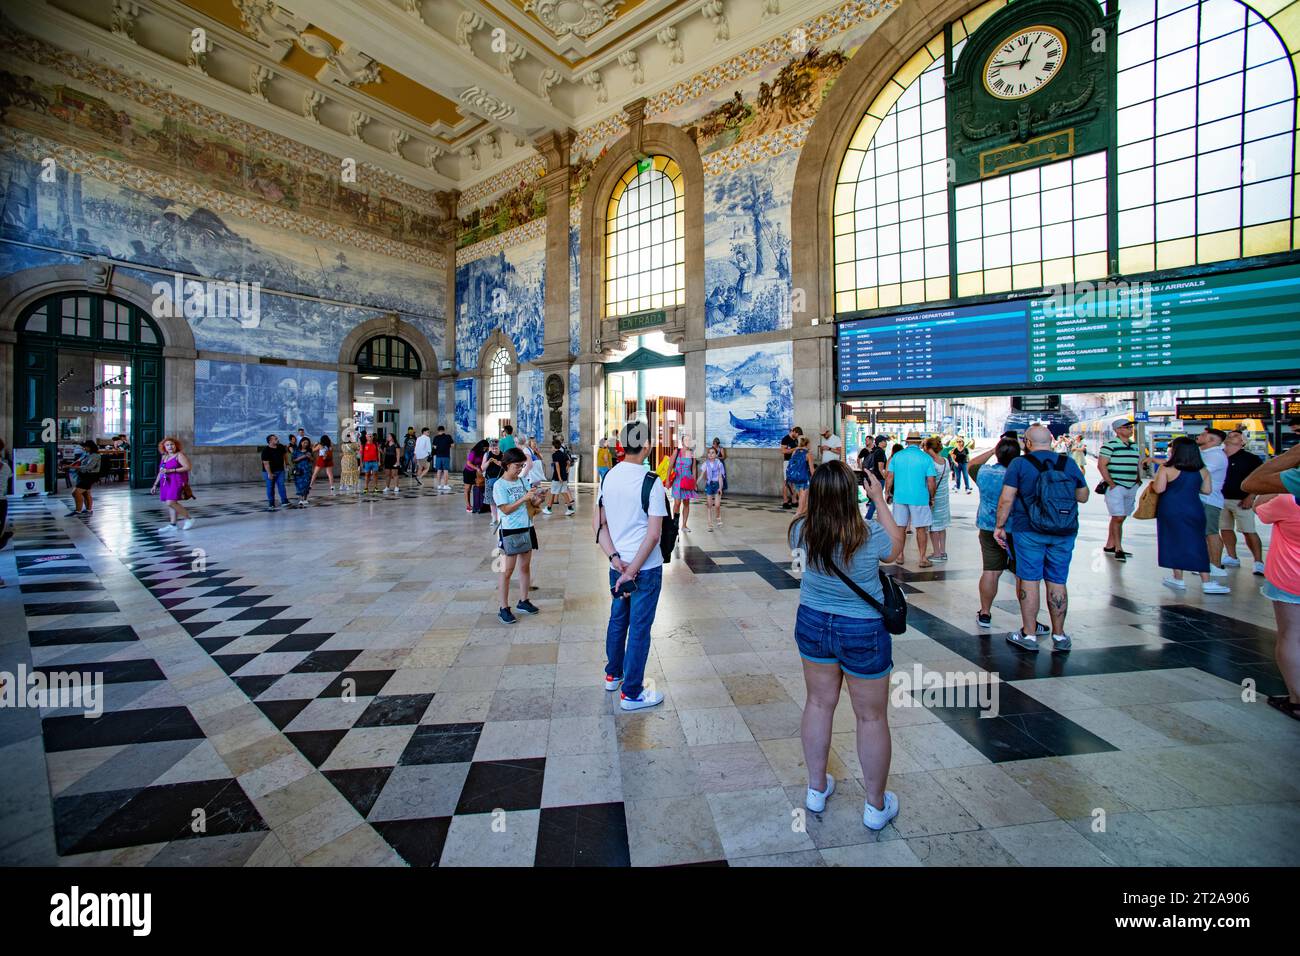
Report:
2,472,1298,867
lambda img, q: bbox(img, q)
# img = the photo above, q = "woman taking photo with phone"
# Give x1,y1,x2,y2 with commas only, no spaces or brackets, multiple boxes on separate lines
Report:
788,461,904,831
493,447,546,624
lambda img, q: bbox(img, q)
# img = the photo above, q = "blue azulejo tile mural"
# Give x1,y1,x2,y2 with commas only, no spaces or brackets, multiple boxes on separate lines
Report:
516,368,545,445
704,149,797,338
569,364,580,445
705,342,793,448
116,267,444,365
194,360,337,447
0,241,80,279
0,153,444,326
454,378,477,444
454,231,546,371
569,225,581,356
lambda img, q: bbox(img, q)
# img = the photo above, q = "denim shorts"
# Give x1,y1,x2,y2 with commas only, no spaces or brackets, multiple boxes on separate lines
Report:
1262,579,1300,605
705,480,720,496
1008,528,1074,584
793,605,892,679
361,461,379,474
789,481,808,492
434,456,450,471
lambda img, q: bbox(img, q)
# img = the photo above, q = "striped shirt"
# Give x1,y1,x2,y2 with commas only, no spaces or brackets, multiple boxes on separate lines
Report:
1100,438,1141,487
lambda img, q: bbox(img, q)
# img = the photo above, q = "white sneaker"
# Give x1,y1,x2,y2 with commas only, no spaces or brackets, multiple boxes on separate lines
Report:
182,518,194,530
619,688,664,711
565,508,575,516
1221,556,1241,567
603,673,622,692
1202,581,1231,594
1208,564,1229,577
1162,576,1187,590
863,791,899,830
1254,561,1266,576
806,773,835,813
542,507,553,515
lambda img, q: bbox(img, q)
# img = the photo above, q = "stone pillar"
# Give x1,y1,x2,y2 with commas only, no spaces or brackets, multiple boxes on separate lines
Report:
436,189,460,458
535,129,578,471
793,330,837,442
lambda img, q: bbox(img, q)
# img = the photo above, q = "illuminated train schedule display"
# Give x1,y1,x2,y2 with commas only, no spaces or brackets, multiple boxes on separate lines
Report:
836,262,1300,398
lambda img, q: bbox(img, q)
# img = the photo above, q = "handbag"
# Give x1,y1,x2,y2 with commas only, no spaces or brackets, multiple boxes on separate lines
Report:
829,562,908,635
1133,482,1159,520
180,482,195,501
499,526,532,555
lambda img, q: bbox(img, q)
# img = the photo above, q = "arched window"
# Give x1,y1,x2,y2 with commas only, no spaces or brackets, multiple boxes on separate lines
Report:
833,0,1298,312
488,348,510,417
356,335,421,377
19,292,162,346
605,155,685,317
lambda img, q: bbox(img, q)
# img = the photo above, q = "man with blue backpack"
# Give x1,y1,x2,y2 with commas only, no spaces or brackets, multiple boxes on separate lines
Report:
993,425,1089,652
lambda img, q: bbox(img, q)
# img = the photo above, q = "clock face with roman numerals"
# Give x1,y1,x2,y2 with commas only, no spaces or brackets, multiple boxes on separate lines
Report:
983,26,1067,100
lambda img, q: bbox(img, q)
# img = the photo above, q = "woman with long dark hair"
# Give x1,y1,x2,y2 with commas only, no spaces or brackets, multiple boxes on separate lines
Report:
1155,436,1229,594
788,460,904,830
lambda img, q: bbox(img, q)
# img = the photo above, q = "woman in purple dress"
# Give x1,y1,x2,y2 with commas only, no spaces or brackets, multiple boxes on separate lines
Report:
153,436,193,531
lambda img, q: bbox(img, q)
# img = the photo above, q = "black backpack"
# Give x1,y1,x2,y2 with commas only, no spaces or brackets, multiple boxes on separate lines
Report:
640,472,679,563
596,470,679,564
1022,454,1080,536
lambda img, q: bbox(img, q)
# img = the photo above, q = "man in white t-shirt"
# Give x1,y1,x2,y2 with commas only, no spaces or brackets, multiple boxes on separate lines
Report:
413,427,432,486
818,426,842,465
594,420,667,712
1197,427,1230,577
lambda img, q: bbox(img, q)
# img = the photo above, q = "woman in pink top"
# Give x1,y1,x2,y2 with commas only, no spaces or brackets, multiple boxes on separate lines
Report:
1255,492,1300,720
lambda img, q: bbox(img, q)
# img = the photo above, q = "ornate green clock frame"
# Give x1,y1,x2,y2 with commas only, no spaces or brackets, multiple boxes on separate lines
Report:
946,0,1119,185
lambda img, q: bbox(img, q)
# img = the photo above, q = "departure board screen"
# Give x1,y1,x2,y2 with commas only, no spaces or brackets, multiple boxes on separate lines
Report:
837,262,1300,397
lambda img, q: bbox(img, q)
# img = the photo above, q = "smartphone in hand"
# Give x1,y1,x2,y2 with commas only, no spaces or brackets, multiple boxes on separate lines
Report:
611,578,638,598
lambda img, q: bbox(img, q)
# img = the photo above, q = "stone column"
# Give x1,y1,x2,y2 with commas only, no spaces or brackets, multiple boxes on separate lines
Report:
534,129,579,471
436,189,460,457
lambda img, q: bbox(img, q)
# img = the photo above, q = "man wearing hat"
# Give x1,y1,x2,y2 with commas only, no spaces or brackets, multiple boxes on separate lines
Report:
1098,417,1143,562
886,430,938,566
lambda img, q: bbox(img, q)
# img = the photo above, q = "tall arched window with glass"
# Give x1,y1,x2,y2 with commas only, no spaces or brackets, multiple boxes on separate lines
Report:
488,349,510,417
605,156,686,317
832,0,1299,314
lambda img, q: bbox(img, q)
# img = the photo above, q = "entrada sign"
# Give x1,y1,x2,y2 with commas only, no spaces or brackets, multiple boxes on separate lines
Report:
617,310,667,333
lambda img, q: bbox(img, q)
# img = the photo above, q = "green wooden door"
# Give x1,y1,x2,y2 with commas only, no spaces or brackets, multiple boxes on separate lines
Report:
132,353,163,488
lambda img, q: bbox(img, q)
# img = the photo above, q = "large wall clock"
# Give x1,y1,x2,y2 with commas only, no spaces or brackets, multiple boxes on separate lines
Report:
947,0,1117,185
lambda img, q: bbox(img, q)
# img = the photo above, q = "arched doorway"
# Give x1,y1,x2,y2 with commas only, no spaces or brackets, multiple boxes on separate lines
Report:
16,292,165,491
352,333,422,444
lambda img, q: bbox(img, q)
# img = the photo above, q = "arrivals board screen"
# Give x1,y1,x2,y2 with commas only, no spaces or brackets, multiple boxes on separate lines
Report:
836,262,1300,397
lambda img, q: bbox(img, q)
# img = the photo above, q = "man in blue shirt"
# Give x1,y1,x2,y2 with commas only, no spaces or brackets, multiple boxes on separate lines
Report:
994,425,1088,652
886,431,938,566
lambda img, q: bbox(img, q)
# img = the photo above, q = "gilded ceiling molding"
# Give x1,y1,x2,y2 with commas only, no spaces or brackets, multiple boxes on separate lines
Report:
522,0,620,39
0,27,442,214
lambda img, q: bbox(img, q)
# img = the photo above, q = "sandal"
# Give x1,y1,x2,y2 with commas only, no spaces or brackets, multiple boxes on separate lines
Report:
918,560,934,569
1266,695,1300,721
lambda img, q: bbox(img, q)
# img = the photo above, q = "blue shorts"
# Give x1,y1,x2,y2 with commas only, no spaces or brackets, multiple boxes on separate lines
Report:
789,481,808,492
1262,579,1300,605
1008,529,1074,584
361,460,379,474
705,480,720,496
793,605,892,679
434,456,450,471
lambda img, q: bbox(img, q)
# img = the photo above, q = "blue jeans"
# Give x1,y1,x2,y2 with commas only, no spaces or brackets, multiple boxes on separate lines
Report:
265,470,287,505
952,462,970,490
605,565,663,699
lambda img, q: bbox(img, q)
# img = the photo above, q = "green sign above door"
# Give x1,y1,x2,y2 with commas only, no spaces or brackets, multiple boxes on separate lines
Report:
617,310,667,333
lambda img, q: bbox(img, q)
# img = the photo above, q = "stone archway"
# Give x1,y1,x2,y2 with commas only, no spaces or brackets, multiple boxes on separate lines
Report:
336,313,442,437
578,103,706,355
0,261,199,457
790,0,991,328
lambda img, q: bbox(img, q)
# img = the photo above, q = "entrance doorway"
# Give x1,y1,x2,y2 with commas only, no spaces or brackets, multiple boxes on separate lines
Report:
603,331,685,467
353,334,421,444
15,293,164,491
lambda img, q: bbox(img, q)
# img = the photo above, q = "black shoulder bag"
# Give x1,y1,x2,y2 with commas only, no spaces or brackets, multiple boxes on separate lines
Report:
828,563,908,635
